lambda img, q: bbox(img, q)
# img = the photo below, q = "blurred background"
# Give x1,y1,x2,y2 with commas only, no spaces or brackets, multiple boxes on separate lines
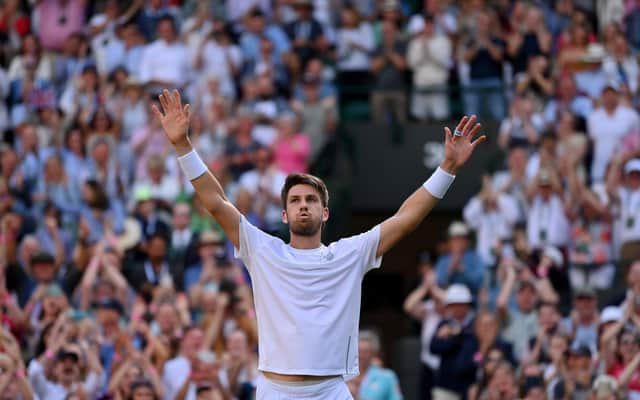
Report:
2,0,640,400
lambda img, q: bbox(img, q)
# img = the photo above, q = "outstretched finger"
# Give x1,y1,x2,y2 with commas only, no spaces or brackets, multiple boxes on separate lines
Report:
444,126,454,143
151,104,163,120
455,116,468,133
173,89,182,109
158,93,169,113
462,115,476,135
471,135,487,149
467,123,481,139
163,89,175,109
184,103,191,120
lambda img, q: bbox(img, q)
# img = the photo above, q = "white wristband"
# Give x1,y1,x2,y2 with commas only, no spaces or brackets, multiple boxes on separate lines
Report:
177,150,208,181
423,167,456,199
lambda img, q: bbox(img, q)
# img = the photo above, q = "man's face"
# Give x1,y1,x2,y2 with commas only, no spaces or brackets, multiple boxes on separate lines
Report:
157,19,176,42
568,353,591,371
447,303,470,321
602,89,619,109
172,204,191,230
517,286,537,312
524,387,545,400
96,307,119,327
449,236,467,254
283,184,328,237
147,237,168,262
358,340,374,367
254,149,271,172
538,305,559,329
182,329,205,359
575,296,596,317
54,356,80,383
626,171,640,190
32,261,56,283
132,386,156,400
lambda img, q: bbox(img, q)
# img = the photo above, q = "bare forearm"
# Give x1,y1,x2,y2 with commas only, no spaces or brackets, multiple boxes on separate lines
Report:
378,187,439,256
619,352,640,387
403,285,428,316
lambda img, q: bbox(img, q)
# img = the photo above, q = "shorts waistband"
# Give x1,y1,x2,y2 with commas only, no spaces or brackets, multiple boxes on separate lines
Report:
259,373,344,395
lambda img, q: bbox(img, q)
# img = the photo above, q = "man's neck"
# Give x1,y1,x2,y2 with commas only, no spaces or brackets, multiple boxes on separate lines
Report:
289,233,323,250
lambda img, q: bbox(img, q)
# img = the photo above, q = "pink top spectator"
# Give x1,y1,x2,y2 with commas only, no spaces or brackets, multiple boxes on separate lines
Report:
273,133,310,174
36,0,86,51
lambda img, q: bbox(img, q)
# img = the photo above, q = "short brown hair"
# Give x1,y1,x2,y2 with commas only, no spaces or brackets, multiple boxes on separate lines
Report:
281,173,329,208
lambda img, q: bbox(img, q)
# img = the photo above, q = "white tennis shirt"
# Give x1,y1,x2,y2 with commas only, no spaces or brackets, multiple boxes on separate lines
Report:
234,216,382,378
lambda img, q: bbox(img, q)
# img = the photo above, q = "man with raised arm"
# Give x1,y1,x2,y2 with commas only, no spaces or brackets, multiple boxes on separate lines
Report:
153,89,485,399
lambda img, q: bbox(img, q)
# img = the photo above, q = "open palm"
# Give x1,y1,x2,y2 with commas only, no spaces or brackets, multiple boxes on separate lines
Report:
442,115,486,174
152,89,191,146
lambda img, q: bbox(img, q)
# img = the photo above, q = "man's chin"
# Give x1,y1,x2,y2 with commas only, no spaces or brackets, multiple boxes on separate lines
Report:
290,221,322,237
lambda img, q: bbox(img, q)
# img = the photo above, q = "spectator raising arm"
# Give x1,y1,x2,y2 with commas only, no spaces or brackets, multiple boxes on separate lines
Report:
153,89,242,248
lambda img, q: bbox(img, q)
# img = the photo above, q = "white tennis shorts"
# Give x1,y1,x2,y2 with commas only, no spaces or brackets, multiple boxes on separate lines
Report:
256,374,353,400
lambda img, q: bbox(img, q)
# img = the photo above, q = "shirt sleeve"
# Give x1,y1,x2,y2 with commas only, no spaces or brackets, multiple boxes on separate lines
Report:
344,225,382,275
234,215,274,272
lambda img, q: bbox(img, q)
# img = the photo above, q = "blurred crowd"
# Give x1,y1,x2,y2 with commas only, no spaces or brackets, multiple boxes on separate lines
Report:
3,0,640,400
403,0,640,398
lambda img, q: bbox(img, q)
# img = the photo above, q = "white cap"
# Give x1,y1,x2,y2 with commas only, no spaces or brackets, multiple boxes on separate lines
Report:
625,159,640,174
448,221,469,238
600,306,622,325
444,284,473,305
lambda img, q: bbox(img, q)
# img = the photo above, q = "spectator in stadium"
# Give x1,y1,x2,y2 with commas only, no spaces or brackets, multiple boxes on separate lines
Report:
525,168,571,252
498,95,545,151
290,73,338,167
139,16,191,92
461,10,506,121
351,329,403,400
435,221,485,297
407,14,451,122
403,252,444,400
607,158,640,262
236,146,286,235
272,111,310,174
589,83,640,183
284,0,328,67
430,284,477,400
463,175,519,267
370,17,407,124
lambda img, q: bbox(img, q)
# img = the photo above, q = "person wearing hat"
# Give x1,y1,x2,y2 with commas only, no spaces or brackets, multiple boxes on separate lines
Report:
435,221,485,297
559,287,599,354
549,342,596,400
183,229,228,292
430,284,477,400
28,341,104,400
607,157,640,263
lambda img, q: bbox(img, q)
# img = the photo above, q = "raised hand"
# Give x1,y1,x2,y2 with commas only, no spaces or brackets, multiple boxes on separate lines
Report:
152,89,192,154
442,115,486,174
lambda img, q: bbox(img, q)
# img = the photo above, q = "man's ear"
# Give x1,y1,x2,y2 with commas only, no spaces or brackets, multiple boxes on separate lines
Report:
322,207,329,223
282,210,289,224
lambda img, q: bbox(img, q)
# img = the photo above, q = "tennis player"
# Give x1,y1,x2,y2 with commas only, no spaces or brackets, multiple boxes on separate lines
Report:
153,89,485,399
